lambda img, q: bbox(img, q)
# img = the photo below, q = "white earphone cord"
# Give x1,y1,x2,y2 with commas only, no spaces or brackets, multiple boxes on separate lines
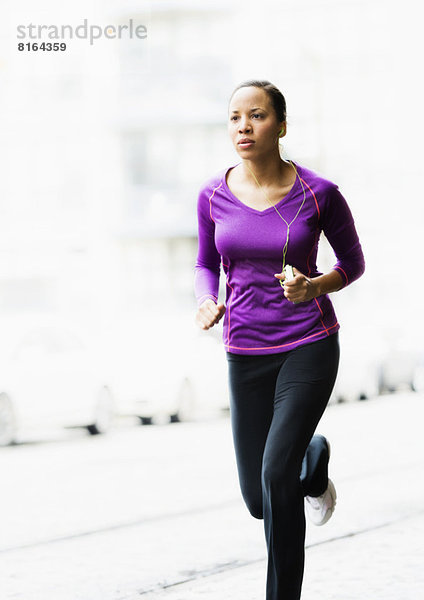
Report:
245,160,308,273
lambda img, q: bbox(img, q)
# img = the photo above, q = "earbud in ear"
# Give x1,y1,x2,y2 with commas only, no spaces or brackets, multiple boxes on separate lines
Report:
279,127,285,136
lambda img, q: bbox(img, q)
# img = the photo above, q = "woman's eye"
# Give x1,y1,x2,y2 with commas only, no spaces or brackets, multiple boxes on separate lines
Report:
252,113,262,119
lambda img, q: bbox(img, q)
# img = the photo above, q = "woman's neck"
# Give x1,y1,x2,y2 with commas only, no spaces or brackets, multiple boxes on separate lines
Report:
241,154,292,187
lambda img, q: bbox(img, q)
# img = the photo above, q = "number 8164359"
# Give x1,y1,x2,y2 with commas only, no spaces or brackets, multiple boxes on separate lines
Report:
18,42,67,51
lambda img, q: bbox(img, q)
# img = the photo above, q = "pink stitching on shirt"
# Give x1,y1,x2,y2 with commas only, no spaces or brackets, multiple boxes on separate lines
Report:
300,181,328,337
300,177,320,219
306,229,319,277
208,182,222,223
224,322,339,352
221,259,234,348
198,293,218,305
314,297,330,336
334,265,348,285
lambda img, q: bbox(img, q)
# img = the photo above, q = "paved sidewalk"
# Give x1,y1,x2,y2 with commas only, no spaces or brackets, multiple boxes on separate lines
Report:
137,392,424,600
137,514,423,600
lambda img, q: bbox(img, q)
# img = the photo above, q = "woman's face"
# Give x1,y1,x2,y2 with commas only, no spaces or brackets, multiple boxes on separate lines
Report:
228,86,285,159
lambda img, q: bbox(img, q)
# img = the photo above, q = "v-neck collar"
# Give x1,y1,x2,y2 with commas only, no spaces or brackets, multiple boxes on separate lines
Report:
221,160,302,216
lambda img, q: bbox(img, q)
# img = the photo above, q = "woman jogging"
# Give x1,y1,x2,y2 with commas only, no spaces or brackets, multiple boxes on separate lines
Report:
194,80,365,600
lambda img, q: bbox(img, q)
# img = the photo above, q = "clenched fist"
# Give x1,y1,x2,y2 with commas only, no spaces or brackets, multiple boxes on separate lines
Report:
195,298,226,330
274,267,318,304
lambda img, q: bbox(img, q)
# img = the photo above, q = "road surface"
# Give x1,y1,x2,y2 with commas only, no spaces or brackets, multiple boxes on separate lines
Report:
1,391,423,599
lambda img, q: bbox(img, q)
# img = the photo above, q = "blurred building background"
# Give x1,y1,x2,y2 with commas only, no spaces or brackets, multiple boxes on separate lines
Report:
0,0,423,430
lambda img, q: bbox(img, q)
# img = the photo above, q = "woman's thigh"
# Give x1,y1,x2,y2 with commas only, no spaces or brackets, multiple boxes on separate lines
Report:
263,333,340,483
227,354,281,518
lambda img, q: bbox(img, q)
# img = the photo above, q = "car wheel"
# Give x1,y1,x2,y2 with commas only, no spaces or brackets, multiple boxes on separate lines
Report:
0,393,18,446
87,387,114,435
170,379,195,423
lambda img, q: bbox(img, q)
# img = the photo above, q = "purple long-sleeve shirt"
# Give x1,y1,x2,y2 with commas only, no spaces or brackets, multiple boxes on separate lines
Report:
194,160,365,355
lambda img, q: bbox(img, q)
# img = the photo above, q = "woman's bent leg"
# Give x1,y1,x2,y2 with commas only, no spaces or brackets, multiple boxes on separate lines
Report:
262,334,339,600
300,433,331,497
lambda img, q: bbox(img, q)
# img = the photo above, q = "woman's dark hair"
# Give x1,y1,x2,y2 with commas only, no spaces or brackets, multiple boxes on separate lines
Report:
229,80,287,123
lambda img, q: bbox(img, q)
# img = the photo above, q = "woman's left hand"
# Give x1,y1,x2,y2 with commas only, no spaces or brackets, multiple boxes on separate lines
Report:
274,267,318,304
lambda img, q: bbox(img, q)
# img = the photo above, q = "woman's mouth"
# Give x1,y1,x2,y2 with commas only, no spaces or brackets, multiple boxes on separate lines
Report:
238,139,255,148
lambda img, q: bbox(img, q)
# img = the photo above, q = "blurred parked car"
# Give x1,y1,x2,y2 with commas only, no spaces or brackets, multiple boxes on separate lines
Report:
332,326,421,402
331,326,382,403
0,316,115,446
377,337,419,394
108,314,229,424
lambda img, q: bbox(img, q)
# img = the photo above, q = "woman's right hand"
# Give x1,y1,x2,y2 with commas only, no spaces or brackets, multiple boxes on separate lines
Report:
195,298,226,330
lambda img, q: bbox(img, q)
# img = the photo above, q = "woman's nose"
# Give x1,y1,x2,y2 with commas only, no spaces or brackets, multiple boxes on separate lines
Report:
239,119,252,132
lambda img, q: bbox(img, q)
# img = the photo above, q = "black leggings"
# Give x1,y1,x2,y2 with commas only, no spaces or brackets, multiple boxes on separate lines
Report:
226,333,340,600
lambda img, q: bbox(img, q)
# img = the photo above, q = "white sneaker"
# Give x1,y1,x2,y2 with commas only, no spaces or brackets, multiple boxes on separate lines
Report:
305,478,337,526
304,439,337,526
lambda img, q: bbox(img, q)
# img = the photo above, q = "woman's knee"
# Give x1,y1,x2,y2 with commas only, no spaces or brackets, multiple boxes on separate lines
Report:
262,454,299,492
242,491,263,519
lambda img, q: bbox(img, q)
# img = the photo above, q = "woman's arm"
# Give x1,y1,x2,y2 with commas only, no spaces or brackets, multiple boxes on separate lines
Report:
318,182,365,287
275,268,344,303
275,183,365,304
194,185,226,329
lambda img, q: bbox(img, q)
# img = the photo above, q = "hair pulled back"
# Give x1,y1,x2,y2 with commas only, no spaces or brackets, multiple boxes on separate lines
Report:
229,80,287,123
